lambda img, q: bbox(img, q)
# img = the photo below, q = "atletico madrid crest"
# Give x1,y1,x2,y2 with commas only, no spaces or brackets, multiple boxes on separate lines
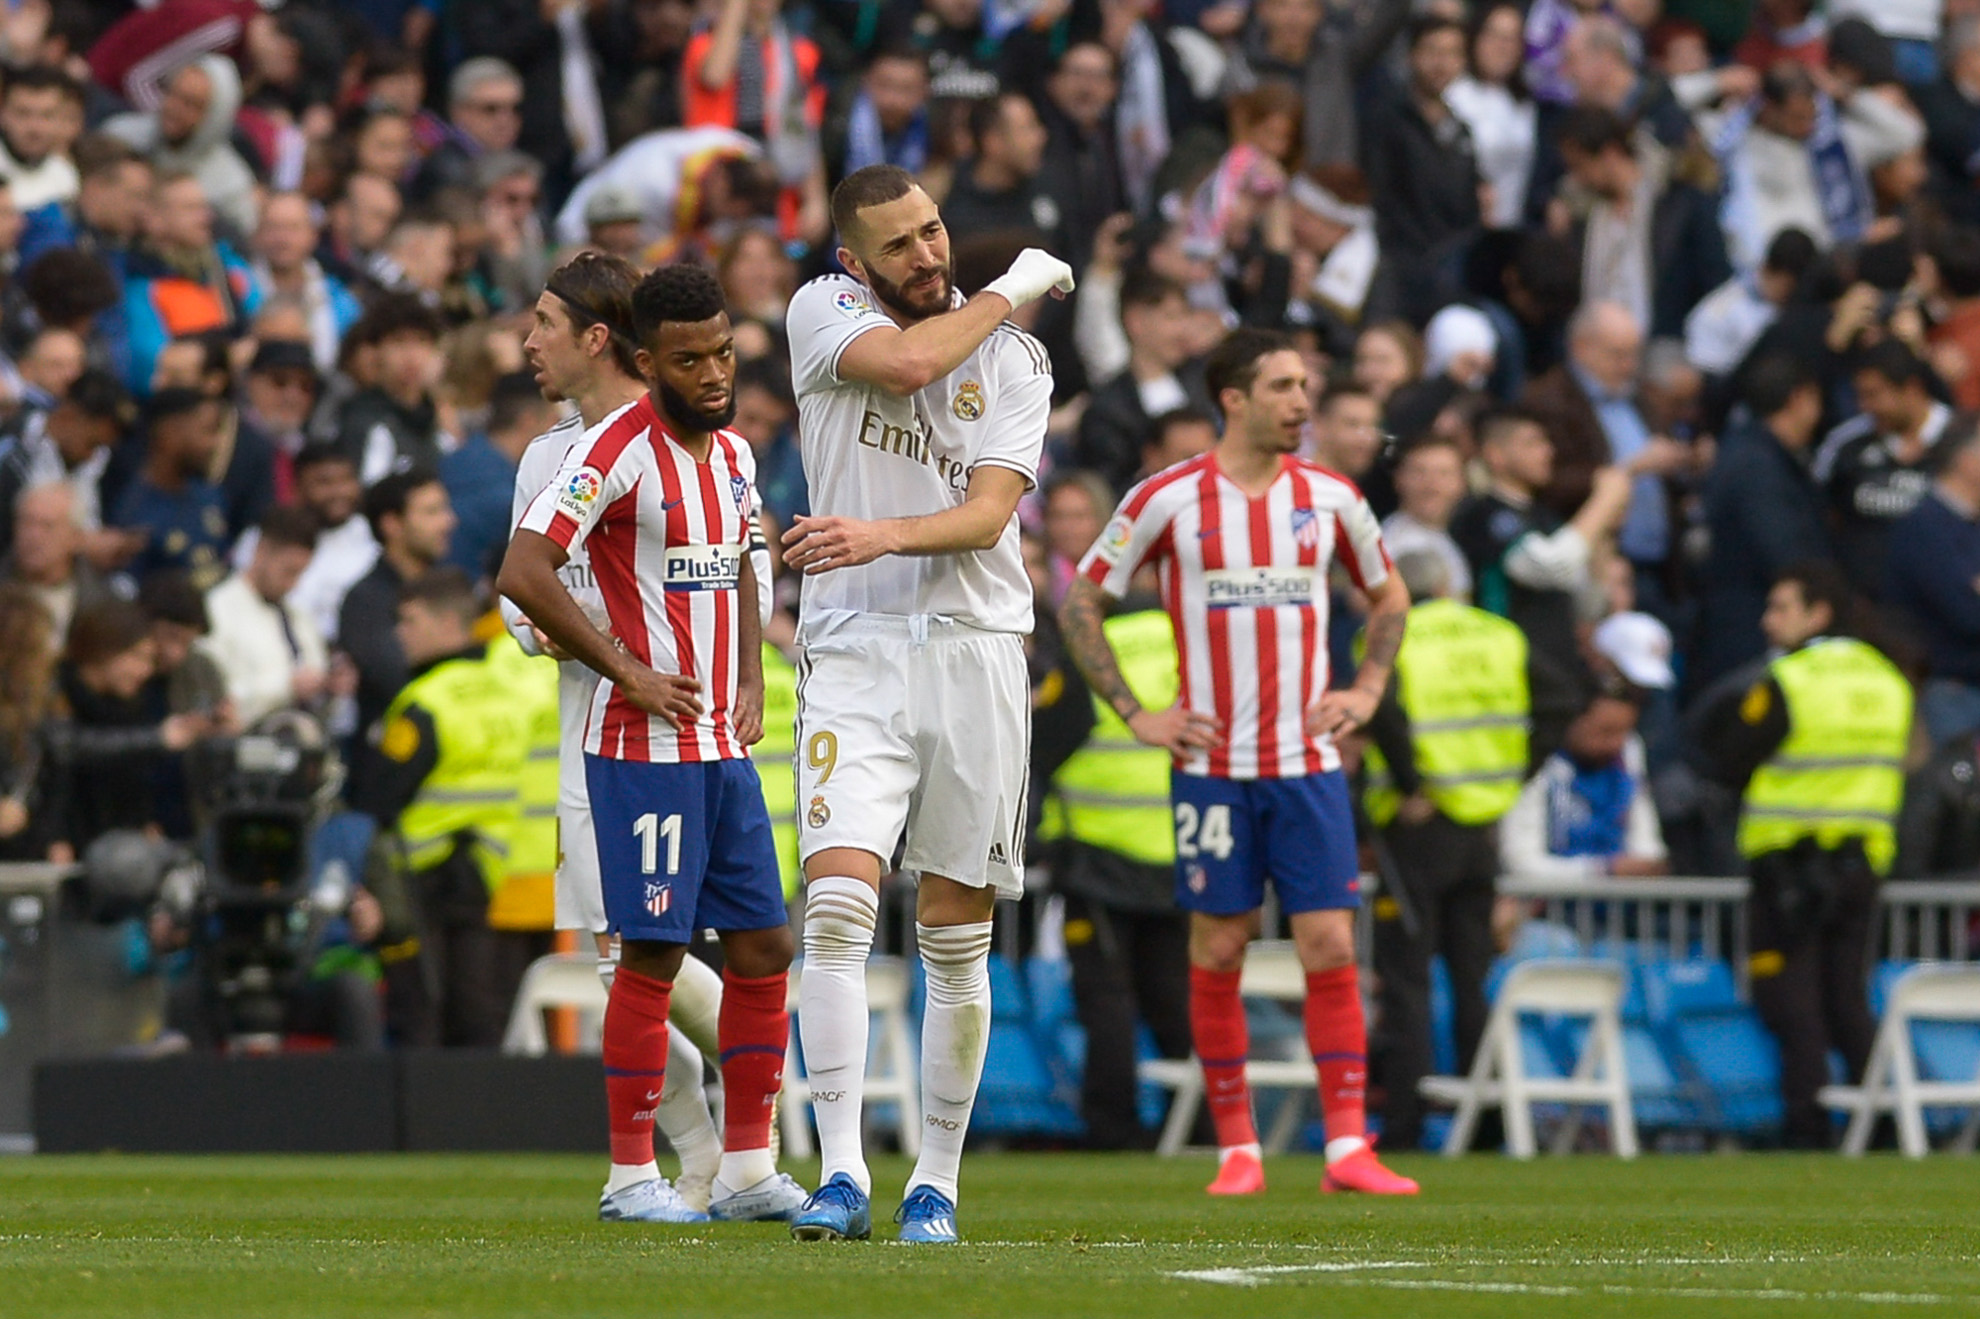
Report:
1290,507,1320,550
644,882,673,917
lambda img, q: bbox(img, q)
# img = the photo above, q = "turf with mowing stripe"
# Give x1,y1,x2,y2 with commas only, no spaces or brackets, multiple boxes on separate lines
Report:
4,1153,1979,1317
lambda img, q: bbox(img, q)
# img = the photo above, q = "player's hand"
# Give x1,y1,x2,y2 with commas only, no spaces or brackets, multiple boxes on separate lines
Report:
621,667,704,729
732,680,764,748
529,624,573,662
1127,704,1221,755
1307,686,1378,739
781,515,895,574
1396,794,1437,826
984,247,1077,310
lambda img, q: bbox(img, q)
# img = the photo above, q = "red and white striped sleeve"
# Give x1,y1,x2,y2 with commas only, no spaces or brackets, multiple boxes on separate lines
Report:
1077,472,1180,599
516,407,645,553
1330,478,1393,593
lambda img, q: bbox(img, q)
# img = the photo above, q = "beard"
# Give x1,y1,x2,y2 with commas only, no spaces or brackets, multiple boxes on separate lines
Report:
656,376,737,433
865,262,954,322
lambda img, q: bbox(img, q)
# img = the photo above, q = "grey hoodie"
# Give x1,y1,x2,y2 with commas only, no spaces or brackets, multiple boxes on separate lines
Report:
103,54,259,240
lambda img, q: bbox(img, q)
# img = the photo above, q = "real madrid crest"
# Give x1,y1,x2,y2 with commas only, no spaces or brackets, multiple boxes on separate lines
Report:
953,380,984,422
807,795,831,828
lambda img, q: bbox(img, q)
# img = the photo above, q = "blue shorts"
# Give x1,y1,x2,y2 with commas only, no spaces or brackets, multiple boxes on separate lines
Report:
1170,769,1361,916
584,754,789,943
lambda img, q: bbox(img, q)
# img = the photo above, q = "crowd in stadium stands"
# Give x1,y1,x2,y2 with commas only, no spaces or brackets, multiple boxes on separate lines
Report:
0,0,1978,1145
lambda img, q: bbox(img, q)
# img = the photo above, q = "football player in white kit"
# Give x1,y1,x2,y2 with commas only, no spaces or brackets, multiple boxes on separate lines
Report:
779,164,1074,1244
502,252,769,1215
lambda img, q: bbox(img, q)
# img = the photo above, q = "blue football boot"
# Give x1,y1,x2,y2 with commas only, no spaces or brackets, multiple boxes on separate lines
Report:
894,1185,960,1244
788,1172,872,1241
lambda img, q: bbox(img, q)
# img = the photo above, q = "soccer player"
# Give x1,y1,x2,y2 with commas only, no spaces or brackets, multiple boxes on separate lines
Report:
499,262,804,1225
501,251,770,1213
1059,327,1420,1198
778,163,1072,1244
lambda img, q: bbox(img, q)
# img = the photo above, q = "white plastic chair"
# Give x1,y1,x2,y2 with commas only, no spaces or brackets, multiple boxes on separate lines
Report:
1141,942,1322,1156
1419,958,1638,1159
1820,963,1980,1158
501,952,609,1055
780,955,922,1159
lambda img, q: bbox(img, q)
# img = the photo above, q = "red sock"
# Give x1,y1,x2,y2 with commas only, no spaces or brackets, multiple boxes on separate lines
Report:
603,968,672,1166
1304,966,1367,1143
717,968,788,1153
1189,964,1257,1149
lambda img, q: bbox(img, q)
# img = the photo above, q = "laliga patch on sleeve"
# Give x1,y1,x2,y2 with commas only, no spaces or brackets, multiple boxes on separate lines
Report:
1095,513,1133,564
556,467,605,520
833,288,873,319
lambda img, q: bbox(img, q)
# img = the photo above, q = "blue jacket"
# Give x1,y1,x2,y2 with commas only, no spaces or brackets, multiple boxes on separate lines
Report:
1886,490,1980,685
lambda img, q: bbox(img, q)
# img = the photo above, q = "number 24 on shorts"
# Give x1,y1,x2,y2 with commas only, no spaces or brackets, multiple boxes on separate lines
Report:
1175,802,1234,860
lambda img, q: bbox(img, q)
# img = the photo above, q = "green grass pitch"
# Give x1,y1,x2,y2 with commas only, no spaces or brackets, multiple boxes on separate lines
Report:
5,1152,1980,1318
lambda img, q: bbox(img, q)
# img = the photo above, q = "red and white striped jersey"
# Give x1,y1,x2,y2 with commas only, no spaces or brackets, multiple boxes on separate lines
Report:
1078,453,1393,780
517,393,757,764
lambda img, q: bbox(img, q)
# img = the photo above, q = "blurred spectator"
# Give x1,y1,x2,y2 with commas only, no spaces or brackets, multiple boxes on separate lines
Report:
1917,15,1980,224
552,126,764,253
341,469,455,741
1222,0,1408,172
9,327,86,424
248,194,363,377
321,172,403,295
1138,407,1217,482
1075,271,1209,494
1926,226,1980,410
1554,106,1730,340
239,339,321,504
1734,0,1828,72
1041,469,1113,607
1684,226,1817,380
577,183,647,263
284,444,376,646
17,133,152,270
1449,2,1538,232
829,44,932,186
442,372,558,580
201,507,327,728
1500,684,1669,880
1812,339,1952,597
475,152,550,314
1035,44,1123,269
1696,355,1833,687
120,171,253,392
718,227,799,325
682,0,826,240
1885,420,1980,741
1383,433,1474,600
0,369,135,562
0,482,116,653
103,55,258,240
336,294,448,483
137,569,229,733
942,91,1064,252
0,583,57,860
1895,726,1980,877
348,105,416,187
411,58,527,203
596,0,694,146
109,388,228,590
87,0,286,111
731,356,805,527
1285,166,1380,337
1308,379,1384,480
1365,16,1483,324
1352,319,1425,408
1829,2,1942,86
0,66,83,211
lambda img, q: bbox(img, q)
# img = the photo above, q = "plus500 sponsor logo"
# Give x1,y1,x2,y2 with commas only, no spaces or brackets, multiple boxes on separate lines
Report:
1203,566,1317,610
662,545,741,592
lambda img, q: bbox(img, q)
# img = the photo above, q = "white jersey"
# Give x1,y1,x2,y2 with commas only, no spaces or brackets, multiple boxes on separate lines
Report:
785,273,1050,635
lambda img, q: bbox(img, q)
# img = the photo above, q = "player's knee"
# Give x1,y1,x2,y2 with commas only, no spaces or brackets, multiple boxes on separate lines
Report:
1189,920,1251,974
620,939,687,983
801,877,878,965
1296,922,1357,973
724,923,796,978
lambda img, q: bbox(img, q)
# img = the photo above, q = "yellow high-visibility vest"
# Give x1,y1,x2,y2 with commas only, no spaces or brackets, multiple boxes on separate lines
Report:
752,643,801,900
482,633,560,931
1043,610,1179,866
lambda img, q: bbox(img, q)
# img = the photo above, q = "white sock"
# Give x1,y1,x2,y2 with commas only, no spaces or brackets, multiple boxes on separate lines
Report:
670,953,724,1063
717,1147,776,1190
1221,1142,1263,1164
907,921,993,1204
655,1022,721,1183
1325,1135,1367,1163
799,876,878,1195
605,1160,659,1196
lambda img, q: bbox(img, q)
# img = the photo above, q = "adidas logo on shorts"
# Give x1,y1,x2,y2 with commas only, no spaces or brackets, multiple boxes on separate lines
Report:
987,841,1008,866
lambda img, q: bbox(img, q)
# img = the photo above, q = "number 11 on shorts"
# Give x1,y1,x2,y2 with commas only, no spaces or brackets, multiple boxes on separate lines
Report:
634,812,682,875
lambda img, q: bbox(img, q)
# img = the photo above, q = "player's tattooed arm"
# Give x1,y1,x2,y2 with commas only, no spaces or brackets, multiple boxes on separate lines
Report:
1060,577,1220,756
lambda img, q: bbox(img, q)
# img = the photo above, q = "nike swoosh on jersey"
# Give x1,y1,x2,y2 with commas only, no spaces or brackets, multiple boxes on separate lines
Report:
662,497,685,511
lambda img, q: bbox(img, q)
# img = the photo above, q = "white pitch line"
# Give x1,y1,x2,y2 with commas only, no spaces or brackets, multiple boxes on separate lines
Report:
1166,1264,1959,1305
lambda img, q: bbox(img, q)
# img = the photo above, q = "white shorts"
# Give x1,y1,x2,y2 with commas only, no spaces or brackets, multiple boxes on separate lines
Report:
554,800,607,933
795,615,1029,898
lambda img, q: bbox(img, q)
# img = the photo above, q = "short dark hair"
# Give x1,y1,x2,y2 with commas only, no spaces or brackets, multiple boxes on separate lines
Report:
1150,406,1215,444
967,91,1029,150
544,249,642,379
631,261,728,344
1407,12,1466,47
293,441,356,478
257,505,320,552
401,565,482,626
1762,226,1819,282
1852,339,1929,391
63,368,134,426
4,65,84,107
22,249,119,327
1775,559,1853,630
1318,379,1376,414
1120,267,1187,314
1936,226,1980,300
73,132,140,181
1204,328,1296,414
1556,104,1634,157
1744,353,1818,418
144,387,211,432
65,598,151,667
735,355,794,408
363,467,442,541
831,164,918,243
358,292,445,347
488,371,549,436
1475,404,1548,448
1510,231,1582,323
1763,61,1817,106
136,570,207,632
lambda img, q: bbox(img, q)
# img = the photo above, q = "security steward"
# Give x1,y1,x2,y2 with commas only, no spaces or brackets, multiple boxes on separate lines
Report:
1040,603,1200,1149
484,621,563,1016
355,567,529,1047
1362,550,1534,1150
1693,561,1912,1148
